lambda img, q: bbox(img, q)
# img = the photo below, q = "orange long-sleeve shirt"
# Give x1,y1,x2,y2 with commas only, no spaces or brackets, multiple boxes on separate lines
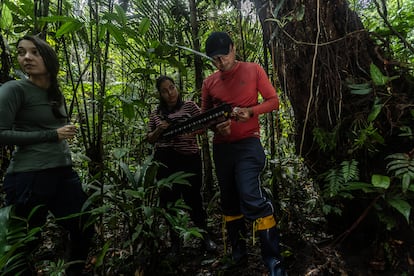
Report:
201,61,279,143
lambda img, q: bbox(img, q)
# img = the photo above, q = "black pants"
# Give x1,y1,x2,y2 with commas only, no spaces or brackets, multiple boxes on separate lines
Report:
213,137,274,220
155,148,207,228
3,166,93,268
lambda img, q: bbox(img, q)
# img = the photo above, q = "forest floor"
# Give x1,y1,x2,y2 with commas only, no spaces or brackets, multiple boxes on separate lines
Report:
31,212,414,276
151,223,414,276
144,218,414,276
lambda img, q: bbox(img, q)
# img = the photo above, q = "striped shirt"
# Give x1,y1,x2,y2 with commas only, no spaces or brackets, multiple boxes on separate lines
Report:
148,101,201,155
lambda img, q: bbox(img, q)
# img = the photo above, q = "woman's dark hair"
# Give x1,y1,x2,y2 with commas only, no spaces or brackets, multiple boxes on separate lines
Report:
156,75,183,116
17,35,67,118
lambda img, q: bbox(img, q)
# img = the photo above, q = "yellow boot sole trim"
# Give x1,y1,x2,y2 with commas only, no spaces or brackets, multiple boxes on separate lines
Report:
252,215,277,245
254,215,276,231
223,214,244,222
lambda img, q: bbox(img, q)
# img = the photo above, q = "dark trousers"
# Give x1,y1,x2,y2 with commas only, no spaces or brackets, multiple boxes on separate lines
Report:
213,137,274,220
155,148,207,228
3,166,93,268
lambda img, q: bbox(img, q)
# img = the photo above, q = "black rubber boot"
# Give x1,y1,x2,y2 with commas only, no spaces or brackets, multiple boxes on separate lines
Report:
65,238,91,276
220,218,248,271
258,227,286,276
65,224,94,276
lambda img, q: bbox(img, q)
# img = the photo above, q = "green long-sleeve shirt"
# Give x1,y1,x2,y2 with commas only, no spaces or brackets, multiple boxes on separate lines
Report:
0,79,72,173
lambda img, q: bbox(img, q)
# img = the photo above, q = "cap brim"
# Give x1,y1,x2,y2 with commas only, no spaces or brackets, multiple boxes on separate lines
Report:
207,48,230,57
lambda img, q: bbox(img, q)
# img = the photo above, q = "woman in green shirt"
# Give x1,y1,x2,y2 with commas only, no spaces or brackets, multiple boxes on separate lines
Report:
0,35,93,275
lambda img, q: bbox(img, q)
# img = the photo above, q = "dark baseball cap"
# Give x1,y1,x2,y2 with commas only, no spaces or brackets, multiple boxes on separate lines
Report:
205,32,233,57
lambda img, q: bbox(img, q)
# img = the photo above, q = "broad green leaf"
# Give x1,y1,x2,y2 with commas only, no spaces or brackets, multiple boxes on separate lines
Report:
95,240,110,267
102,12,121,22
350,88,372,95
122,101,135,119
106,24,127,48
370,63,400,86
5,0,33,18
388,75,400,82
367,104,382,122
371,174,390,189
99,24,107,40
124,189,144,198
120,161,134,184
0,4,13,29
344,182,376,193
143,206,153,218
387,198,411,223
370,63,387,86
27,205,45,221
115,4,127,26
348,83,371,90
348,82,372,95
138,17,151,34
143,162,159,189
296,4,305,21
402,173,412,193
112,147,129,159
56,20,84,38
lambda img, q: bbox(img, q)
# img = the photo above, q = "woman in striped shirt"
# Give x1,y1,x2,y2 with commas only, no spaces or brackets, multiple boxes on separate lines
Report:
147,75,217,257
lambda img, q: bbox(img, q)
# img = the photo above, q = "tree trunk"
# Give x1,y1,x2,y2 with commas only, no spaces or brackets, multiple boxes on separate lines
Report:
0,34,13,84
254,0,414,175
188,0,215,202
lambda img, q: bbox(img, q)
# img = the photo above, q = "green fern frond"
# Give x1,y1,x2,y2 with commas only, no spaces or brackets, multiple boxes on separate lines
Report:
386,153,414,192
386,153,414,177
322,168,344,198
324,169,341,185
321,160,361,200
340,160,359,182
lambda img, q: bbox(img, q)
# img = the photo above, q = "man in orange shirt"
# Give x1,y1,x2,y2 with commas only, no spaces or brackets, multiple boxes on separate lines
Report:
202,31,285,276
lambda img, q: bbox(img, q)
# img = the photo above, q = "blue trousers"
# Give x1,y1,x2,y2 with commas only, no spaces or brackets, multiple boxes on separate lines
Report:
213,137,274,220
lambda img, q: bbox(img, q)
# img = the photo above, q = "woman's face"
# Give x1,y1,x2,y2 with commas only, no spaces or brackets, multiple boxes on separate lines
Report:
159,79,179,108
17,39,48,77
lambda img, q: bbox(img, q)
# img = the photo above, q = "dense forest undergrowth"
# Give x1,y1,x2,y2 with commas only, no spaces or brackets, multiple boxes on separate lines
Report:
21,199,414,275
